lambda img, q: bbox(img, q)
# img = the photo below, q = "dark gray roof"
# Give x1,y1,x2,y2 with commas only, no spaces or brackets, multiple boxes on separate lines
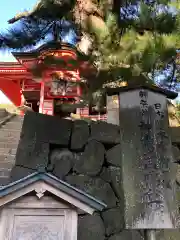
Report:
0,172,107,212
106,83,178,100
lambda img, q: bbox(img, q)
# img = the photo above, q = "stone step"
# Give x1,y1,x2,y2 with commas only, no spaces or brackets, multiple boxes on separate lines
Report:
1,116,23,124
6,119,23,124
0,154,16,162
0,127,21,132
11,116,23,121
0,115,23,182
2,123,23,130
0,148,17,155
0,137,20,144
0,142,19,149
12,116,24,121
3,125,22,129
0,130,21,138
0,161,14,169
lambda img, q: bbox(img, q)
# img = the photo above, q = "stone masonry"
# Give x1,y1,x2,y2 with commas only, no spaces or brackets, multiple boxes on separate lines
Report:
5,111,179,240
0,110,179,239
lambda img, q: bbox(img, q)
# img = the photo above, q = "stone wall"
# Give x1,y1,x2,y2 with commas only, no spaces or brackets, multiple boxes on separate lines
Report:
10,112,180,240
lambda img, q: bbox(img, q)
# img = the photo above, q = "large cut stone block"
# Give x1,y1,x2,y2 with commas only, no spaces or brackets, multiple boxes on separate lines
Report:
65,175,117,207
10,166,36,182
90,121,120,144
78,214,105,240
100,167,112,183
73,140,104,176
102,207,124,236
71,120,89,151
22,111,72,146
109,166,123,200
14,112,72,171
15,139,49,171
106,144,121,167
49,149,74,179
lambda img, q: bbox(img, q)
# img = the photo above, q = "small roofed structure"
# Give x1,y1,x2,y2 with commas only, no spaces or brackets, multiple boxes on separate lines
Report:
0,172,106,239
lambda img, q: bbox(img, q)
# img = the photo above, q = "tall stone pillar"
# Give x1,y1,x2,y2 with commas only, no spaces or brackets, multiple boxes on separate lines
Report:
106,83,178,229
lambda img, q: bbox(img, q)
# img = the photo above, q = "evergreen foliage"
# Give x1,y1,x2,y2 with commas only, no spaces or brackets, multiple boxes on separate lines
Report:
0,0,179,109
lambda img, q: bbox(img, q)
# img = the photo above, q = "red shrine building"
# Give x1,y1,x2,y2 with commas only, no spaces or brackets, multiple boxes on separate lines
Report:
0,42,106,120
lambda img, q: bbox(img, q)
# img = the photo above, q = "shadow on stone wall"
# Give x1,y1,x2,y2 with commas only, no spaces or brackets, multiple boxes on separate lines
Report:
10,112,180,240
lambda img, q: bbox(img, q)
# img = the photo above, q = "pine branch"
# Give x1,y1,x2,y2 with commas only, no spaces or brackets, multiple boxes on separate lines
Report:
8,0,75,24
0,0,179,99
0,17,75,51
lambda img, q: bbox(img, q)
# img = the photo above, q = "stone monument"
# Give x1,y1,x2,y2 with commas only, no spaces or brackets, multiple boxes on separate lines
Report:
106,81,178,239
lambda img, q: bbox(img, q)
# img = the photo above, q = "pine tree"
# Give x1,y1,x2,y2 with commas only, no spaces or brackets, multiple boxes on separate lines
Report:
0,0,179,110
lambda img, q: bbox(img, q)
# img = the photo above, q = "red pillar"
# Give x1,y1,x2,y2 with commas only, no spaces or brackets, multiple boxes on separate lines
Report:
39,81,45,114
76,69,82,116
0,80,22,106
19,91,25,116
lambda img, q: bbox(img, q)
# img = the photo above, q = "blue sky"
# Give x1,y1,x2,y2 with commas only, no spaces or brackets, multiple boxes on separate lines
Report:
0,0,37,30
0,0,75,61
0,0,37,61
0,0,37,102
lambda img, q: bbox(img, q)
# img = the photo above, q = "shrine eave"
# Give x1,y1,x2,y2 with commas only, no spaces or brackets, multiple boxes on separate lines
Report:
0,62,23,68
12,41,90,61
